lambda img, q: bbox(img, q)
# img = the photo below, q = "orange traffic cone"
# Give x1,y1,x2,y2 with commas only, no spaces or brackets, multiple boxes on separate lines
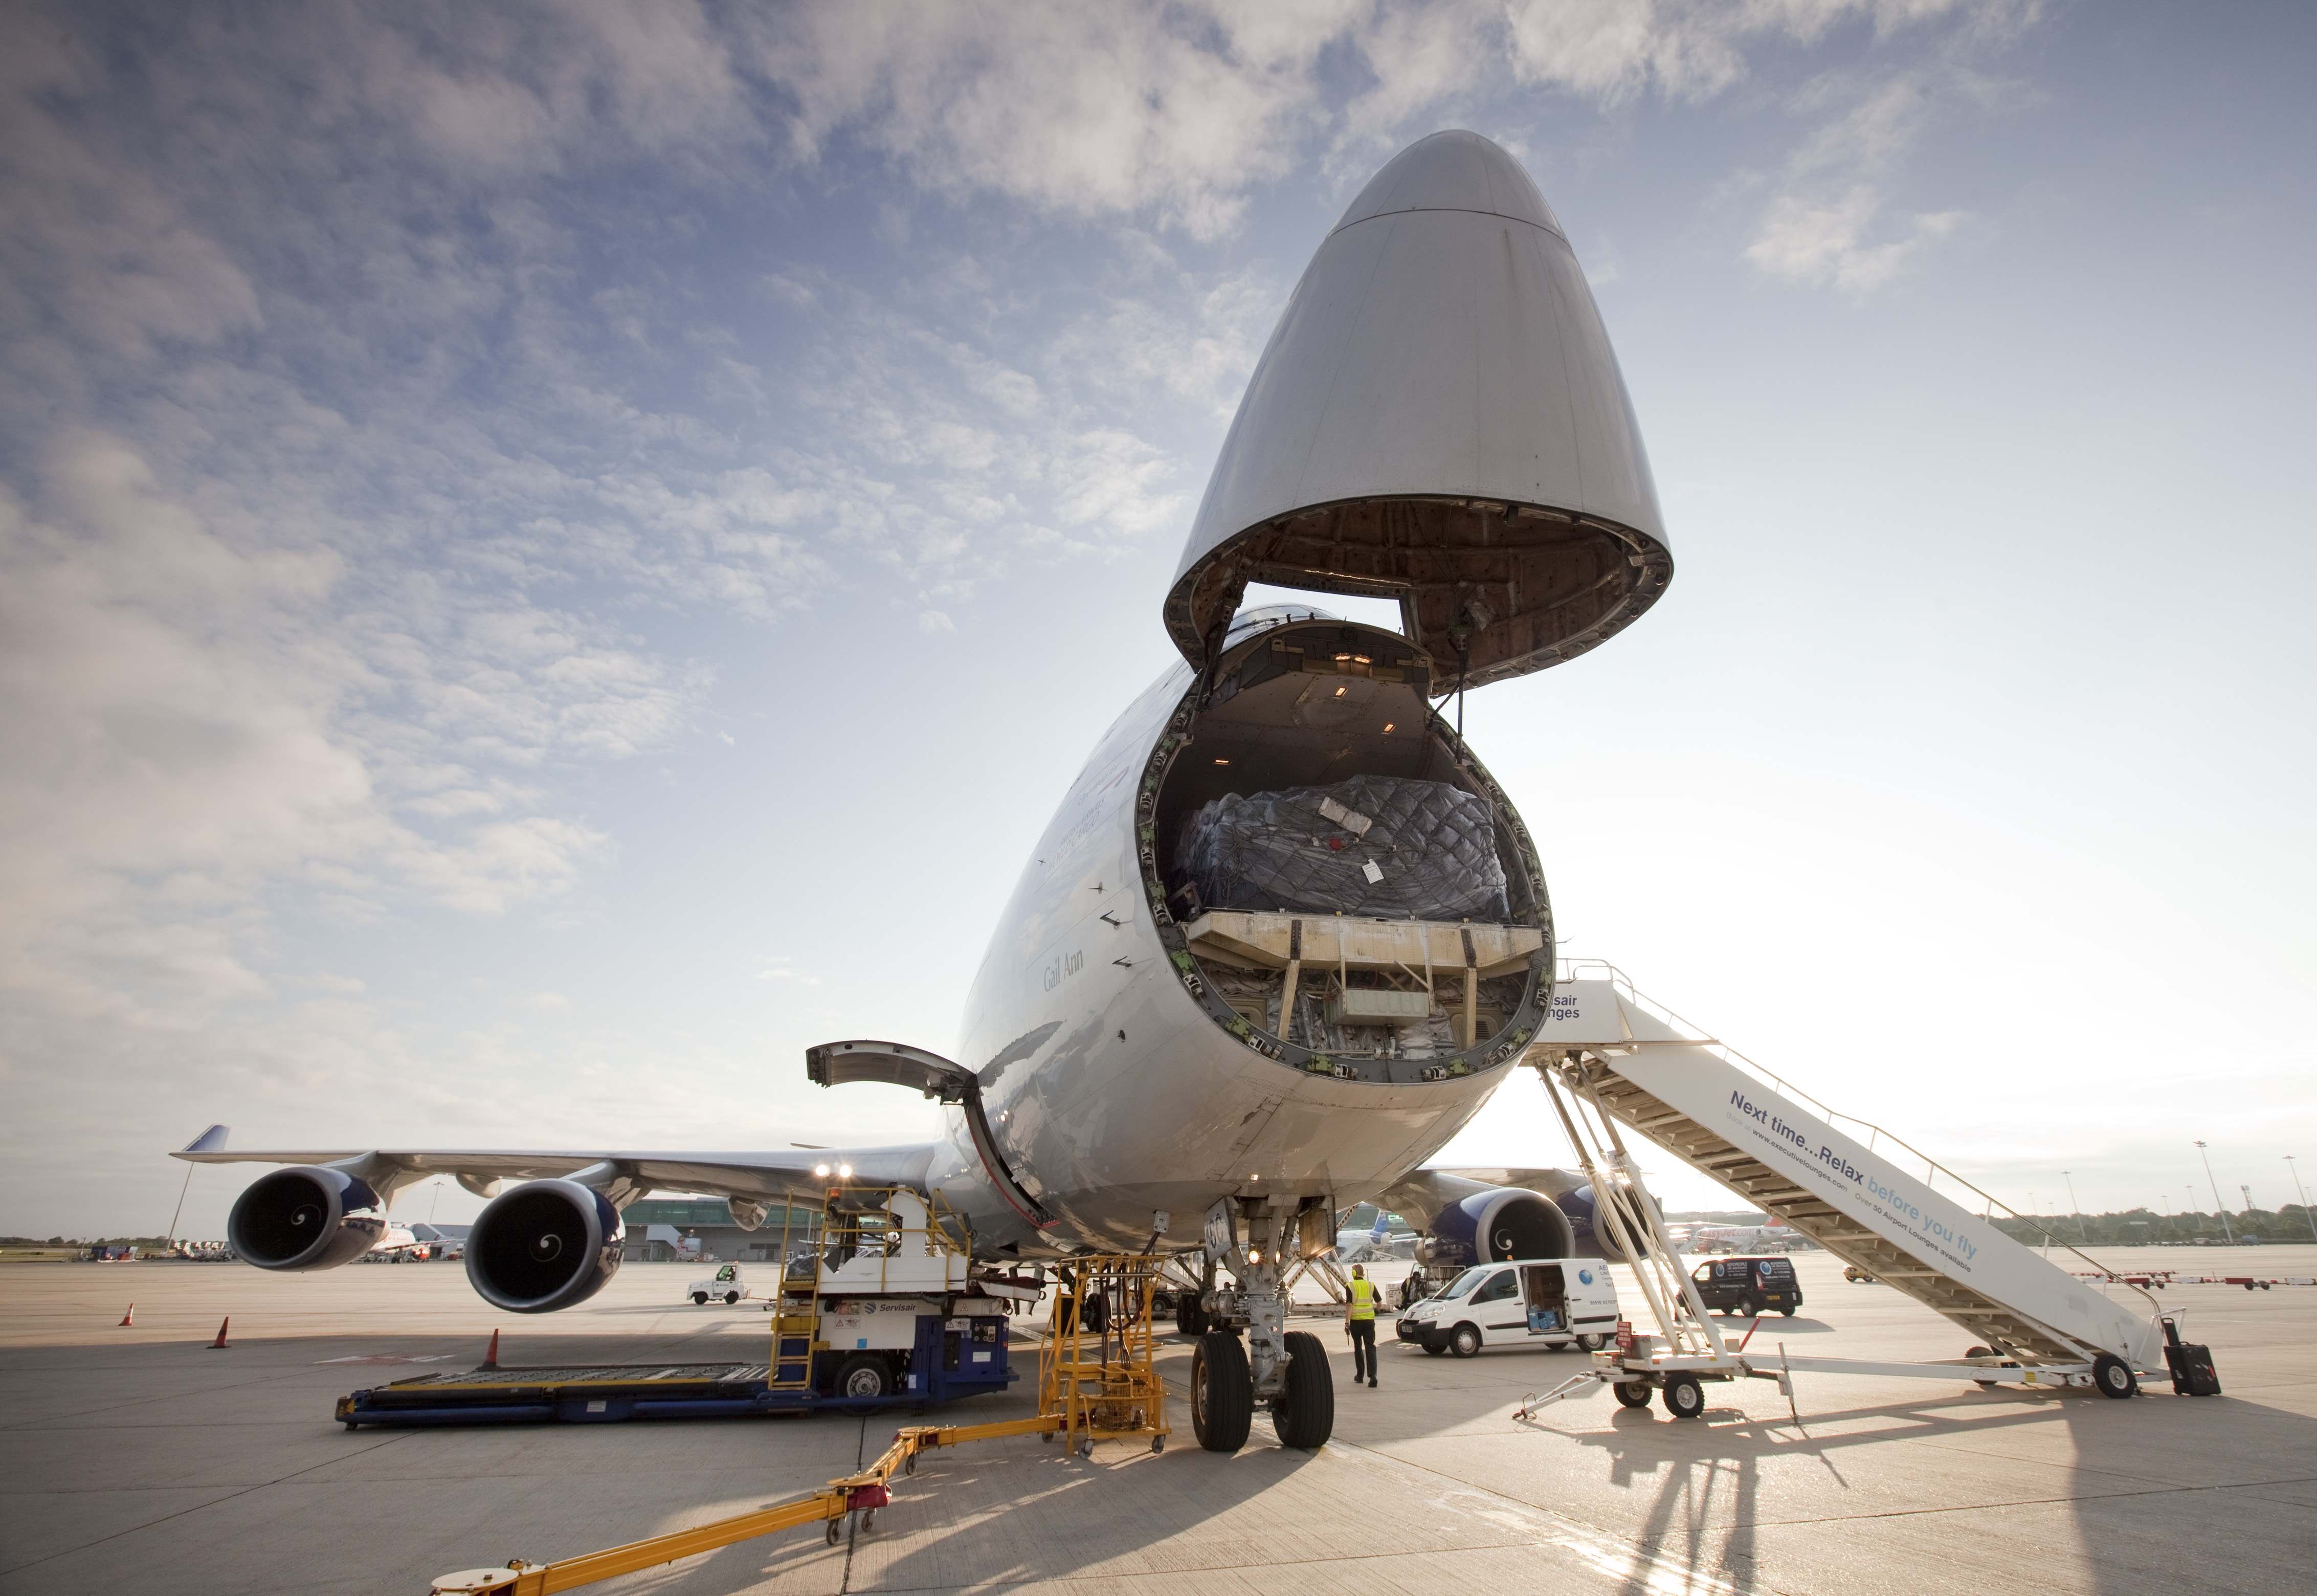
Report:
480,1328,500,1370
207,1317,231,1349
119,1304,134,1326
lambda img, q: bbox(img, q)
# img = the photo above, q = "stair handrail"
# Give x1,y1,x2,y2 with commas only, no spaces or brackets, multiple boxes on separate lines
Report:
1553,959,2162,1324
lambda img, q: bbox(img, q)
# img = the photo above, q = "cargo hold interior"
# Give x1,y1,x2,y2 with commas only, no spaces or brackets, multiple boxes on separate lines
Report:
1154,614,1546,1063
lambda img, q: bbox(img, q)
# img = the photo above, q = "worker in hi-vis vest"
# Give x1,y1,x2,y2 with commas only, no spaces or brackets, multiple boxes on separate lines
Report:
1344,1264,1380,1387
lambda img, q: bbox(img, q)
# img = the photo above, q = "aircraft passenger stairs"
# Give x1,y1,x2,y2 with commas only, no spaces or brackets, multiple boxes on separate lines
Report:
1529,967,2164,1371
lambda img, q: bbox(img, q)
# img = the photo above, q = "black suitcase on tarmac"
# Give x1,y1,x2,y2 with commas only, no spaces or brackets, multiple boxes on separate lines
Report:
2161,1318,2221,1396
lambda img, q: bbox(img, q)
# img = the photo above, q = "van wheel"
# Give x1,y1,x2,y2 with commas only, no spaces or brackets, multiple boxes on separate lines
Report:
1422,1343,1447,1357
690,1292,708,1305
1575,1334,1606,1351
1613,1381,1654,1409
1269,1331,1334,1449
1731,1298,1753,1318
1661,1375,1706,1420
1192,1331,1253,1453
1449,1323,1482,1358
1779,1307,1796,1317
2092,1354,2138,1399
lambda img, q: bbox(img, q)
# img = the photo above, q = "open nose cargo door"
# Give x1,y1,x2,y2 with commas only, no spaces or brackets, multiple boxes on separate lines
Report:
1163,130,1673,693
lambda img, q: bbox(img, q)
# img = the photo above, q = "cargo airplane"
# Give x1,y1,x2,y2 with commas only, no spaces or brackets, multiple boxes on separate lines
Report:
177,131,1675,1454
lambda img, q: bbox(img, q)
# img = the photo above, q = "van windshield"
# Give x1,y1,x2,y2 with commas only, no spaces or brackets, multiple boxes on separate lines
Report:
1437,1267,1489,1299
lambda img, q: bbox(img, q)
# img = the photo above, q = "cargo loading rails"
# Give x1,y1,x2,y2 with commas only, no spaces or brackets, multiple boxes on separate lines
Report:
1518,968,2216,1418
341,1187,1025,1428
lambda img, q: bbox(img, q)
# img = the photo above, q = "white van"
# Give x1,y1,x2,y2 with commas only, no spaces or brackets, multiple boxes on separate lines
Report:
1394,1258,1619,1358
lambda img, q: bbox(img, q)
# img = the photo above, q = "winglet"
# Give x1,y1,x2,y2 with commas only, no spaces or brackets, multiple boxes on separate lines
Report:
181,1124,230,1154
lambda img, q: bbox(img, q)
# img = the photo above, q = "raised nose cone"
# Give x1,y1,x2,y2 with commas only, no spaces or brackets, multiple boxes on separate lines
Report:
1165,131,1672,692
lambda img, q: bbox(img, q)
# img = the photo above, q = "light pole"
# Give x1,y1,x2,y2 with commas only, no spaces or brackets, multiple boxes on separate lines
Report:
2195,1142,2234,1245
2287,1156,2316,1244
2063,1170,2088,1243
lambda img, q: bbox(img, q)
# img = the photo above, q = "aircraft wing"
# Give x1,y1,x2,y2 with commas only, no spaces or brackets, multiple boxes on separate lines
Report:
1428,1166,1589,1191
172,1138,939,1204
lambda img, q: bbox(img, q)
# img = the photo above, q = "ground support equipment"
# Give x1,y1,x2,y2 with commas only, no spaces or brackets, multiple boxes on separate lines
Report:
346,1186,1018,1429
1510,973,2189,1421
425,1256,1168,1594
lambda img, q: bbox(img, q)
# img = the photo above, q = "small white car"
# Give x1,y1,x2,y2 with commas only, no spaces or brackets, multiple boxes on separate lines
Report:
688,1264,750,1305
1395,1258,1620,1358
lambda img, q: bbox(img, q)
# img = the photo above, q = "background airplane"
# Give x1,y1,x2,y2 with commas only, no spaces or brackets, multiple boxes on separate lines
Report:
1671,1216,1797,1254
1332,1206,1414,1263
173,130,1675,1455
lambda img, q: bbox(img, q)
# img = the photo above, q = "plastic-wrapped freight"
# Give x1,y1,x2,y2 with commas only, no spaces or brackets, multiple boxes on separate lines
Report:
1174,776,1510,922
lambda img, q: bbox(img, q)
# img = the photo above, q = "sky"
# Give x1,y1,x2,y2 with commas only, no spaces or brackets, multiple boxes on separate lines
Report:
2,1,2312,1240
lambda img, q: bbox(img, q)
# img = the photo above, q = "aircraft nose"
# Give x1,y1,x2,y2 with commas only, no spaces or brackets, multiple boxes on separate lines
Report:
1330,128,1565,239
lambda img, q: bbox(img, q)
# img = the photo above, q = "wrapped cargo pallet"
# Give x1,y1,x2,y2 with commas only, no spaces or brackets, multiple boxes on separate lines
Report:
1172,775,1510,923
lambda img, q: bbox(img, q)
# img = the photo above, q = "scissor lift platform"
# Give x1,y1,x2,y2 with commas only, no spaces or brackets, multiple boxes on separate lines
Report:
344,1184,1022,1429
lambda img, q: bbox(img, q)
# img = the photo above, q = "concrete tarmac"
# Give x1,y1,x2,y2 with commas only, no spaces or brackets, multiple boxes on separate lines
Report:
2,1247,2311,1594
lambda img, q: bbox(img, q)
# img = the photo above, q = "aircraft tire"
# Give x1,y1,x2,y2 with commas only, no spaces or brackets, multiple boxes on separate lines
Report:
1191,1331,1253,1453
1614,1381,1654,1409
1269,1331,1334,1449
2092,1354,2138,1399
1175,1297,1210,1337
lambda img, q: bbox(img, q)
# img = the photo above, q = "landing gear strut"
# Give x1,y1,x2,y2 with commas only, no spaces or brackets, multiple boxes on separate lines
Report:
1191,1196,1335,1452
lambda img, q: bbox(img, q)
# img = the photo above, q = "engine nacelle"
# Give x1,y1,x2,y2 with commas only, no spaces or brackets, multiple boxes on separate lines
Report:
1553,1184,1650,1264
227,1166,389,1271
464,1178,625,1313
1417,1186,1575,1269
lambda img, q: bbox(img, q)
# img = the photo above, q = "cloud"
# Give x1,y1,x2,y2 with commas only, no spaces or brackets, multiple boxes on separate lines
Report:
1746,186,1970,291
1734,40,2026,292
0,1,2060,1228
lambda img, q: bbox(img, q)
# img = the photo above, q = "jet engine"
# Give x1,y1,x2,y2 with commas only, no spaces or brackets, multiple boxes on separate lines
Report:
227,1166,389,1271
1416,1186,1575,1269
1554,1184,1653,1264
465,1178,625,1313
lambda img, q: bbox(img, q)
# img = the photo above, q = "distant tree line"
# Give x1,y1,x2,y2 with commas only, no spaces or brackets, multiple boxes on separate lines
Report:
1988,1206,2316,1247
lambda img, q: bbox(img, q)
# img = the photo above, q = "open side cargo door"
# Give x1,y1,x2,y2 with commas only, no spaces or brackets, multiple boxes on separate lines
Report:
806,1040,1055,1229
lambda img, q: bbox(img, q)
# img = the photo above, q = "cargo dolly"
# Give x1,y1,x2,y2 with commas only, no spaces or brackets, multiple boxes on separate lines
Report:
1515,968,2220,1421
425,1254,1172,1594
343,1186,1024,1428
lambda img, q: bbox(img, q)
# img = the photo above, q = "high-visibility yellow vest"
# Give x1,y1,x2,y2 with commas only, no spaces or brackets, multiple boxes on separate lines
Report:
1348,1278,1377,1320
